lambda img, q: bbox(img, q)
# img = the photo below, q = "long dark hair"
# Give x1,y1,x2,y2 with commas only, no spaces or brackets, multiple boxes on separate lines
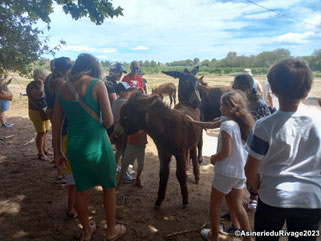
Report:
233,74,259,102
221,90,255,141
69,53,102,82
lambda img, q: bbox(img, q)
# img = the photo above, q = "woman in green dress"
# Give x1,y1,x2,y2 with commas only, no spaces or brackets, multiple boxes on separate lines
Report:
52,54,126,241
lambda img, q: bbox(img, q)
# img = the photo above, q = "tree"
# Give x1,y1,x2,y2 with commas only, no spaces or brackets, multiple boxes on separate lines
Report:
0,0,123,76
193,58,200,65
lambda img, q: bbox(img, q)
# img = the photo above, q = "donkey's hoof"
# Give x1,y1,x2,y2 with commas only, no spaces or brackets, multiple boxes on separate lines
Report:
183,203,189,209
195,179,199,185
154,205,161,210
198,157,203,164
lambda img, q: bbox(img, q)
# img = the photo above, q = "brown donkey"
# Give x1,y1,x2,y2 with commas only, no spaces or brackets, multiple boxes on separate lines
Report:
152,83,176,106
119,92,201,208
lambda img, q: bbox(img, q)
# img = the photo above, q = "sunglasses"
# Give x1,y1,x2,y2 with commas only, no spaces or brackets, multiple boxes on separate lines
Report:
131,66,140,70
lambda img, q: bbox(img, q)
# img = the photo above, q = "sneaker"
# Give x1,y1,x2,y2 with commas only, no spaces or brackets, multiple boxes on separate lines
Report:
127,167,135,175
2,122,14,127
219,223,240,236
116,165,121,173
247,199,258,211
220,211,231,221
122,174,135,184
55,176,66,184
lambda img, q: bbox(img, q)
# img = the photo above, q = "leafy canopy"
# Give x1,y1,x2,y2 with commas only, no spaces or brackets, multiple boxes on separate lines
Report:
0,0,123,76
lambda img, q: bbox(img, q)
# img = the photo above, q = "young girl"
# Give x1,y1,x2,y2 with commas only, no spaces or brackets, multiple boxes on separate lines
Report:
189,90,254,241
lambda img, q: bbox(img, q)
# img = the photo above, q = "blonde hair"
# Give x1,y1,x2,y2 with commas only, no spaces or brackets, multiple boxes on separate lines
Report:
221,90,255,141
33,69,48,81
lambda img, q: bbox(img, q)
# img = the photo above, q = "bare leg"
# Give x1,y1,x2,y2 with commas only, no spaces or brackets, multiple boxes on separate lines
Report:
117,162,129,188
42,131,48,153
229,188,253,241
0,111,6,125
103,188,118,240
67,185,76,215
76,190,94,240
210,187,225,241
225,193,241,229
36,132,45,156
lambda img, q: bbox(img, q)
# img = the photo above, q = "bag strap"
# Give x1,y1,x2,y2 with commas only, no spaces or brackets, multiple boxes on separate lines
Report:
66,81,104,126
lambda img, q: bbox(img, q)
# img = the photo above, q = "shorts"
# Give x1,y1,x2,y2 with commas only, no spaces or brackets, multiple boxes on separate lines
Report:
123,144,146,172
212,172,245,194
0,99,9,111
64,173,75,185
28,109,51,133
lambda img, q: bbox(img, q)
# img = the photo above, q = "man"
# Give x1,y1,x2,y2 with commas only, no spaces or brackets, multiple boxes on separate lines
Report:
104,62,127,105
122,61,145,92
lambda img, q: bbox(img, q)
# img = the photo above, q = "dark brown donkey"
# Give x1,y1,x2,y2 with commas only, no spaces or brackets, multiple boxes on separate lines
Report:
119,92,202,208
152,83,176,106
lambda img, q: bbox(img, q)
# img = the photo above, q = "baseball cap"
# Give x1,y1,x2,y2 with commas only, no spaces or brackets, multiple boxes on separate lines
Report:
55,57,73,71
110,62,127,73
244,69,253,76
116,82,135,94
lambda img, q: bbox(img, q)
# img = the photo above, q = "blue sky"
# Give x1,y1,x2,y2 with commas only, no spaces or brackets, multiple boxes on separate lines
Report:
40,0,321,63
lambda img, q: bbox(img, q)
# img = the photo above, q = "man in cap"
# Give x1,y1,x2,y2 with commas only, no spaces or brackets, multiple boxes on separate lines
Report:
104,62,127,105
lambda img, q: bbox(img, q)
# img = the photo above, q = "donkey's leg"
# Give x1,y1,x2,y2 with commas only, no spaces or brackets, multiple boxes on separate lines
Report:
190,147,200,184
175,153,189,208
155,151,171,208
169,94,173,106
197,130,203,164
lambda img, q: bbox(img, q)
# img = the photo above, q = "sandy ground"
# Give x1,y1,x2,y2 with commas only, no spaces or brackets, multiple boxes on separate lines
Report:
0,74,320,241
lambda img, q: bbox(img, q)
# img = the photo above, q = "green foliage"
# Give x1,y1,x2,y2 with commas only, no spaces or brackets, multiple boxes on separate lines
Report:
0,0,123,76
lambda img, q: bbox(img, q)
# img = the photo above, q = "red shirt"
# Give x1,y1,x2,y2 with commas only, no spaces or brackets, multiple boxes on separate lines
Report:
122,74,145,91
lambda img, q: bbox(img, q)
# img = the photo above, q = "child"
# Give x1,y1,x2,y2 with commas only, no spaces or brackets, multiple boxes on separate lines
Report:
113,82,147,189
245,58,321,240
190,90,254,241
0,74,14,127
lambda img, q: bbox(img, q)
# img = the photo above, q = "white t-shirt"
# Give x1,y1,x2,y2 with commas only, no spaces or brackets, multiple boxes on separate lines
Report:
262,80,279,109
245,108,321,209
111,98,127,123
215,120,247,179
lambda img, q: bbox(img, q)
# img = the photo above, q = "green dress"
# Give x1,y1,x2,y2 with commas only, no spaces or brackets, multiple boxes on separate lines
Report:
58,78,116,192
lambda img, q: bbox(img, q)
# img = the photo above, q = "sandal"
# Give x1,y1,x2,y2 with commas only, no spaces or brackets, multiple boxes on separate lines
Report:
106,224,126,241
44,151,53,156
247,199,258,211
80,222,96,241
201,228,211,241
38,154,48,161
135,179,144,188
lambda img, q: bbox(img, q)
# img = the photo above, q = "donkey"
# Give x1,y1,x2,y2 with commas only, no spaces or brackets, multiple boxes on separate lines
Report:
152,83,176,106
163,68,228,164
119,92,202,208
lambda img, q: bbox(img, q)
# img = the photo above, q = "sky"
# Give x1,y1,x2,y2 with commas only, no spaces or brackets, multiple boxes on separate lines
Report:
39,0,321,63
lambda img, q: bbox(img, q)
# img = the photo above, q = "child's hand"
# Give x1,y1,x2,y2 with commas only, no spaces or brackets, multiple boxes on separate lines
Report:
210,154,216,165
185,114,194,122
212,116,223,122
54,154,68,172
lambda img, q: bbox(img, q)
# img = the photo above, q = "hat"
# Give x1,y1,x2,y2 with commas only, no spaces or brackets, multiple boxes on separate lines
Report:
116,82,135,94
244,69,253,76
110,62,127,73
55,57,73,71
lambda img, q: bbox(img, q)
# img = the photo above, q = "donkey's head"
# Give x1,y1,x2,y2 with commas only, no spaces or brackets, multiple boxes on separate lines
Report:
162,66,201,108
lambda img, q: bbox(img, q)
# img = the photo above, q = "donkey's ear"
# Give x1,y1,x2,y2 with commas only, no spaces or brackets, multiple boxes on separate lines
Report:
162,71,183,79
198,76,204,82
191,66,199,76
183,68,189,73
136,94,159,111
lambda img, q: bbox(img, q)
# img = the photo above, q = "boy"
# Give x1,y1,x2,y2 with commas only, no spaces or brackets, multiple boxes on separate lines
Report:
245,58,321,241
112,82,147,188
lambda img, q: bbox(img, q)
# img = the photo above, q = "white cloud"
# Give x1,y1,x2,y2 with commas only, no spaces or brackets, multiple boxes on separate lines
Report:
133,45,148,51
273,32,317,44
244,12,276,20
61,45,117,53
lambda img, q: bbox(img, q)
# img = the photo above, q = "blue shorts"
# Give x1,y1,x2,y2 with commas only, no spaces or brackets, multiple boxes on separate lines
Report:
0,99,9,111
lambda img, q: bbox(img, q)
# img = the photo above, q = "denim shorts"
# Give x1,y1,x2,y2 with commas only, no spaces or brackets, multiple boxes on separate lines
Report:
0,99,9,111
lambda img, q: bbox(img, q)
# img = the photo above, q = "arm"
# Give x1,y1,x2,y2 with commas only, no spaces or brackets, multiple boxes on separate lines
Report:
210,131,231,164
108,93,117,106
244,155,261,192
52,96,67,170
96,80,114,129
185,114,222,129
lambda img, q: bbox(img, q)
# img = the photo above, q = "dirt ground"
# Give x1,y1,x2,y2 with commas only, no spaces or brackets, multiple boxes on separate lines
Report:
0,74,320,241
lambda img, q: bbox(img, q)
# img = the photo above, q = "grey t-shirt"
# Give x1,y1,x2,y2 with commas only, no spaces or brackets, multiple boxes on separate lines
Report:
112,98,127,123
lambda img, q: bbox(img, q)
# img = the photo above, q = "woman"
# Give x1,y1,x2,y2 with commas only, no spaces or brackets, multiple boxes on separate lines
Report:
27,69,51,160
52,53,126,241
0,74,14,127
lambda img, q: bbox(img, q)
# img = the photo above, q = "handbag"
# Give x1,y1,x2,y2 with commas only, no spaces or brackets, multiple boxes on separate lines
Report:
0,90,13,101
66,81,104,127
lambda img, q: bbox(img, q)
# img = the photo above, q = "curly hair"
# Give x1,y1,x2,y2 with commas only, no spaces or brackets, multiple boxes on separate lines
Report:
221,90,255,141
70,53,102,81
